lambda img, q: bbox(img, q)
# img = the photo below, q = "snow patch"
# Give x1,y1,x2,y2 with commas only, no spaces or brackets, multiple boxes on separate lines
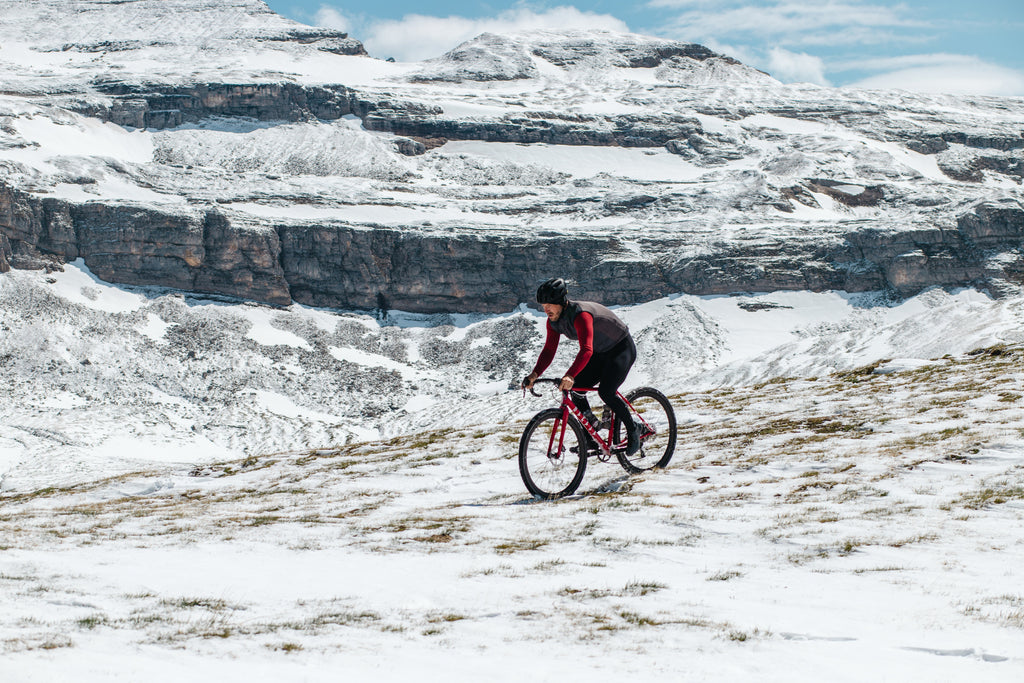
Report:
12,115,154,164
236,308,311,349
49,260,145,313
138,313,172,343
328,346,418,379
439,141,703,182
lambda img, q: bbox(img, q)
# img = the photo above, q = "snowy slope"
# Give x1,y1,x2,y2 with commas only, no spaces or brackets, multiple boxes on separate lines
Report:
2,336,1024,680
0,0,367,91
409,29,773,86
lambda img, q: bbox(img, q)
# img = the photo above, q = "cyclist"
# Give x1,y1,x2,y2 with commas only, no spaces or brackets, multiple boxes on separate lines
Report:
522,278,641,456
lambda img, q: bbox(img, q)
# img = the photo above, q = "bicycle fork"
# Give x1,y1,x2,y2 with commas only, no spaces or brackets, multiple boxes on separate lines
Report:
546,408,570,461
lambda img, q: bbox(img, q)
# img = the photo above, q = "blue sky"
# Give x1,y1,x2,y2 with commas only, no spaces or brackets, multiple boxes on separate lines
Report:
264,1,1024,95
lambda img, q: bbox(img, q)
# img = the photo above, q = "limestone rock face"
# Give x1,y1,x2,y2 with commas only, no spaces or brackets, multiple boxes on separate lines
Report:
361,111,705,148
4,171,1022,311
0,232,10,273
77,83,358,129
1,184,291,305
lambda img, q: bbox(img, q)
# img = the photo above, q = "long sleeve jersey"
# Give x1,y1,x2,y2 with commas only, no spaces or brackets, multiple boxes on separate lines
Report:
532,311,594,379
531,300,630,379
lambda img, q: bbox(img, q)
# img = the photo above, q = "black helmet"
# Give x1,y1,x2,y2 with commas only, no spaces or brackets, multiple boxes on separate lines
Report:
536,278,568,305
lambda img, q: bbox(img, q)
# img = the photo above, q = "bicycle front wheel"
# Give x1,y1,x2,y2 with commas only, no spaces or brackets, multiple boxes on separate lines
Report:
617,387,677,473
519,408,588,499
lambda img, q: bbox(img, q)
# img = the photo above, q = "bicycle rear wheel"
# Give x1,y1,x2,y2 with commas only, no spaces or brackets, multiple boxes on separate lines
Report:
519,408,588,499
616,387,677,473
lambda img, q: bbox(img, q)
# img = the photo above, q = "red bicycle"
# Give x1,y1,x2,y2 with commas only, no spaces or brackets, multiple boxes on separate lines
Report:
519,379,677,499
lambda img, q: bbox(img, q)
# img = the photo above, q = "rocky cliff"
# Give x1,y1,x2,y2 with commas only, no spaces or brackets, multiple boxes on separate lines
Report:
1,2,1023,312
3,174,1022,311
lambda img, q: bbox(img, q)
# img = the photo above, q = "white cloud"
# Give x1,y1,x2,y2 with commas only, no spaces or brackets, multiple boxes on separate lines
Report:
314,6,350,34
700,38,759,66
697,38,827,85
766,47,830,85
646,0,722,6
850,56,1024,96
657,1,928,47
836,53,989,72
314,6,630,63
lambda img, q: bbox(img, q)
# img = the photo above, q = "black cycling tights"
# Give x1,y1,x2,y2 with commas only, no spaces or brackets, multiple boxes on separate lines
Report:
570,336,637,431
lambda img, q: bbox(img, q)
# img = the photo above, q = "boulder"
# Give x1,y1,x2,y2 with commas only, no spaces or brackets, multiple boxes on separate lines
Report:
394,137,427,156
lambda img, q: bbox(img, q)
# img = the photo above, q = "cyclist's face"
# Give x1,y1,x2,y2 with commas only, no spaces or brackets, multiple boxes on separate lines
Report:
542,303,563,321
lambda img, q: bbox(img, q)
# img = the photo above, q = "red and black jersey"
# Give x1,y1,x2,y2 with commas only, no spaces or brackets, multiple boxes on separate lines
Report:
531,301,630,379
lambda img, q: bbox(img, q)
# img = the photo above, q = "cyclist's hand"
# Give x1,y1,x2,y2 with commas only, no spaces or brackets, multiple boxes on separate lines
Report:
559,375,575,392
522,372,538,390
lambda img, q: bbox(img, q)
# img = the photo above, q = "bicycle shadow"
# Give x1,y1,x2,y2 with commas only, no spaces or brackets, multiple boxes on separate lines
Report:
456,475,634,507
506,473,633,505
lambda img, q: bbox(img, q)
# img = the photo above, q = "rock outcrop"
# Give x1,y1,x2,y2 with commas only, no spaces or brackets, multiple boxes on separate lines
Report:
74,79,712,150
0,183,290,304
75,83,359,129
3,173,1022,312
363,111,705,148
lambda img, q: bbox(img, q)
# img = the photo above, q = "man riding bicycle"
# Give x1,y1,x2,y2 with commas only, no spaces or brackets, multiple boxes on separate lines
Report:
522,278,641,456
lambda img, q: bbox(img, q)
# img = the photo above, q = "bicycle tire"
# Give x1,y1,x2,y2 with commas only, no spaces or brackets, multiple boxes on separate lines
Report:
519,407,588,499
616,387,677,473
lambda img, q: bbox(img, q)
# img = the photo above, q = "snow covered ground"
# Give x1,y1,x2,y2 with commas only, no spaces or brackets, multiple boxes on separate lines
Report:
3,262,1024,679
3,291,1024,679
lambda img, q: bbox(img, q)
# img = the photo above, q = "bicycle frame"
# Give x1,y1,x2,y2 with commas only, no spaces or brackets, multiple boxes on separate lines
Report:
531,380,654,459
